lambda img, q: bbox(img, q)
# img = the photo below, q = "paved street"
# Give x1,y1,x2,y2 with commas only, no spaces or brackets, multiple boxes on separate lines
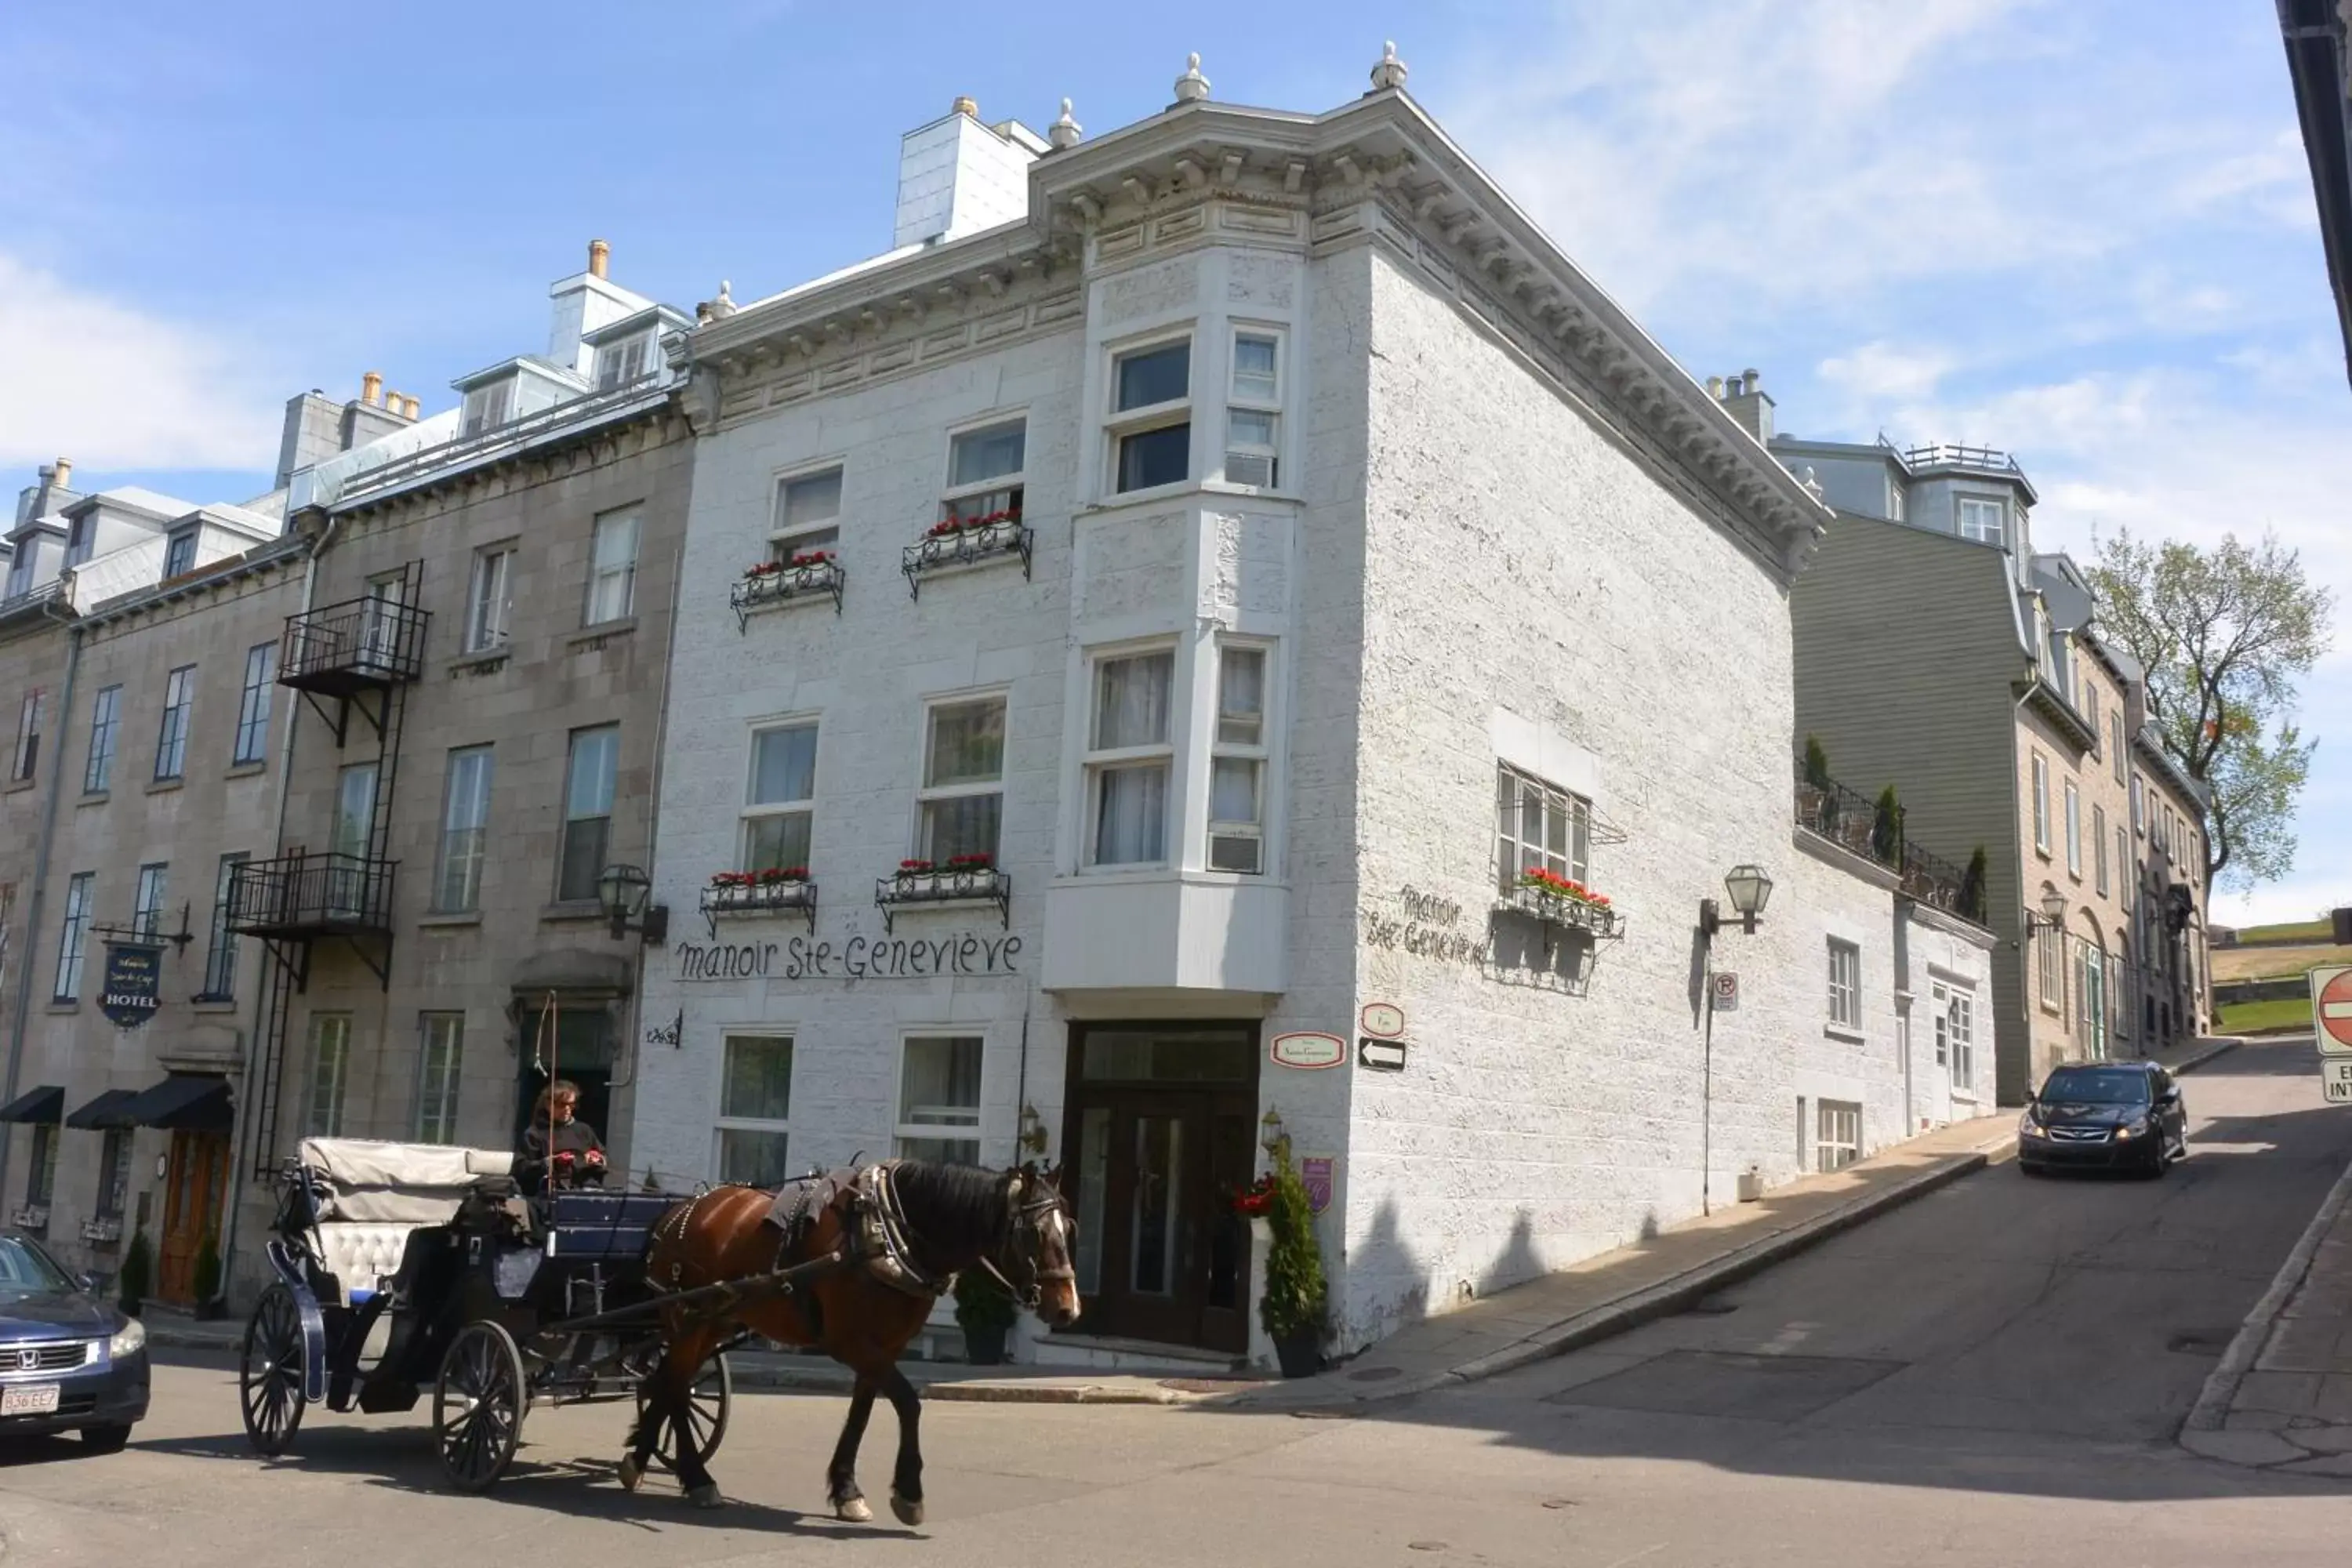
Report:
5,1039,2352,1566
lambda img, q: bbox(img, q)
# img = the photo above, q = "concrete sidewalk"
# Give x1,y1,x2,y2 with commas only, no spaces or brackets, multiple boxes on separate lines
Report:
154,1037,2242,1413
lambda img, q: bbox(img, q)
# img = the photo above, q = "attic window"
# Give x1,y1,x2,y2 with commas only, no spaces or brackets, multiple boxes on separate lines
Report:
64,517,91,568
462,380,514,438
163,528,198,579
597,333,652,392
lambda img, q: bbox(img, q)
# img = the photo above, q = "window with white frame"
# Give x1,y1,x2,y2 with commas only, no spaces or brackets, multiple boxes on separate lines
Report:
1085,649,1175,866
917,698,1003,864
1816,1101,1862,1172
772,466,844,559
2039,923,2065,1011
163,528,198,580
942,423,1025,524
717,1035,793,1187
584,506,641,625
1209,645,1267,873
1109,338,1191,494
466,545,514,653
435,746,494,912
1887,481,1907,522
307,1014,350,1138
1496,764,1591,895
84,684,119,793
596,332,652,391
416,1014,463,1144
201,852,245,1000
133,862,168,941
2093,805,2109,895
2130,774,2144,837
53,872,91,1002
2083,678,2100,735
743,722,818,873
1957,495,2006,546
1827,939,1861,1029
2111,713,2126,783
2117,826,2130,902
2064,780,2082,877
2031,752,2051,854
461,379,513,438
1225,331,1281,488
11,688,43,782
154,665,194,780
896,1035,982,1166
234,642,275,766
1933,980,1976,1090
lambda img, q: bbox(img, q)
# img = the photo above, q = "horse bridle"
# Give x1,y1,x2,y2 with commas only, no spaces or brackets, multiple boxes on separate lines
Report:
977,1182,1076,1312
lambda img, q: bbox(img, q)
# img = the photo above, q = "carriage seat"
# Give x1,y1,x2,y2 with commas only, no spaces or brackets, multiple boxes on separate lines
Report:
296,1138,515,1306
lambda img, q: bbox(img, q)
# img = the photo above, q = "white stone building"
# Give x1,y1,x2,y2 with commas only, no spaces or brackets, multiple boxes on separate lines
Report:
628,55,1993,1367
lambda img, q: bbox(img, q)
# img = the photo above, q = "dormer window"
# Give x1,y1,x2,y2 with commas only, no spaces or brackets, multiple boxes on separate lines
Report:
64,517,92,568
163,528,198,580
1957,495,2005,547
462,379,514,438
597,332,652,391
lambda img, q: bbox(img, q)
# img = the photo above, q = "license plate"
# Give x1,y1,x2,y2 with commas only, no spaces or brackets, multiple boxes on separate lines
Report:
1,1383,60,1417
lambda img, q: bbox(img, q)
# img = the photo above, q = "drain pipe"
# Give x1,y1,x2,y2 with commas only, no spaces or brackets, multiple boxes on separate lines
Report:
0,604,83,1210
217,519,336,1311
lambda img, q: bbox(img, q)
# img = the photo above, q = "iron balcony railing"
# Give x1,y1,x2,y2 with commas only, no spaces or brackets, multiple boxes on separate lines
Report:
1794,757,1986,926
224,851,397,938
331,372,669,507
280,593,430,688
1885,438,2024,478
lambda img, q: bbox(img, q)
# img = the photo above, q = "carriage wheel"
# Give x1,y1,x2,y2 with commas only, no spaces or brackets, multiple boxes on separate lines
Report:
632,1352,733,1472
434,1321,528,1492
238,1285,307,1457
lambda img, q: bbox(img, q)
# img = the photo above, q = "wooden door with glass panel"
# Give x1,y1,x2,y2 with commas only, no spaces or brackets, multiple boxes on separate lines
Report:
1062,1025,1258,1353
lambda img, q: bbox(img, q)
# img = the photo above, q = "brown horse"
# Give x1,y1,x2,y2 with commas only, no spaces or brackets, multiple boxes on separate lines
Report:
619,1160,1079,1519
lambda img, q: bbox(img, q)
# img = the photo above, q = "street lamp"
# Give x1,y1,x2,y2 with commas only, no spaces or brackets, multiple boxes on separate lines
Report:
1700,863,1776,939
1259,1108,1287,1158
2030,887,2067,933
597,863,669,945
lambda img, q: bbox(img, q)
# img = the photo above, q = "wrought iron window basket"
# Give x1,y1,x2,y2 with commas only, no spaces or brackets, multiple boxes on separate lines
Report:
730,557,844,629
698,876,817,938
901,517,1033,600
873,863,1012,932
1504,886,1625,954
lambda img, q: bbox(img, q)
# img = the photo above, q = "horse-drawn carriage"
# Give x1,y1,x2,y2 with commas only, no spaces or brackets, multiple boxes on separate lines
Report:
235,1136,1080,1517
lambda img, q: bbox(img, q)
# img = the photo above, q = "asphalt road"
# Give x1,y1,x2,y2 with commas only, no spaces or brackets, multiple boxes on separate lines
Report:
3,1039,2350,1567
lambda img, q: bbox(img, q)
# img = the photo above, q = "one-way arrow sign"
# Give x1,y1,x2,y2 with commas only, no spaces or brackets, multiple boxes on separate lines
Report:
1358,1037,1407,1073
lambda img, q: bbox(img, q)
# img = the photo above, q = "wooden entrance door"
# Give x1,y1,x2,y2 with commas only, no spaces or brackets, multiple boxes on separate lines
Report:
1062,1024,1259,1354
159,1130,230,1303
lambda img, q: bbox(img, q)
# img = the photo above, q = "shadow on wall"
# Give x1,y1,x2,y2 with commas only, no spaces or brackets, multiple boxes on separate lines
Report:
1348,1197,1566,1350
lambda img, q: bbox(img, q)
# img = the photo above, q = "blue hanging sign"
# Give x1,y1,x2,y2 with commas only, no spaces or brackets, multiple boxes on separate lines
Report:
100,942,165,1029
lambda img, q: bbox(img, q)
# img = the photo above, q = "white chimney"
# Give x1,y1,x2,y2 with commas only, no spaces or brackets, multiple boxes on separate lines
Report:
894,98,1047,249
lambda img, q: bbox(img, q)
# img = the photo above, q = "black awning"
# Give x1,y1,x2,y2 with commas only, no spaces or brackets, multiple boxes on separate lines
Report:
116,1073,233,1132
0,1087,63,1125
65,1088,139,1131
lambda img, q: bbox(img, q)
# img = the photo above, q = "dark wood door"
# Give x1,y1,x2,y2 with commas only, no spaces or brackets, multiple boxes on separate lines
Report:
1062,1022,1259,1354
159,1131,229,1303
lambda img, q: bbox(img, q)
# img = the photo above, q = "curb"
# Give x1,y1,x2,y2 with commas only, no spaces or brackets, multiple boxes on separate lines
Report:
1261,1135,2009,1410
726,1359,1204,1406
2180,1149,2352,1447
2169,1037,2244,1076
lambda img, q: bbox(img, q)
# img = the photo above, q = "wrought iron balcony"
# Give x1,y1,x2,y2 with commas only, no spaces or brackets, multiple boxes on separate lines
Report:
728,556,844,630
279,593,429,695
1794,757,1986,926
224,851,397,940
901,516,1033,600
1890,441,2024,478
873,861,1011,932
698,874,817,938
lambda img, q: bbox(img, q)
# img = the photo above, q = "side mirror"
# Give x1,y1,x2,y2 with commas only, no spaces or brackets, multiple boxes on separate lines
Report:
75,1272,100,1295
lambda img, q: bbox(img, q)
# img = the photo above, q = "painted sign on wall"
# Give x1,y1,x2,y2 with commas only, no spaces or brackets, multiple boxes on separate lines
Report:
675,930,1023,983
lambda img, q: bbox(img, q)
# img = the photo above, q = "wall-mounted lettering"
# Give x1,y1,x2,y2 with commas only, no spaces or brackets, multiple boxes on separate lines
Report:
673,930,1022,984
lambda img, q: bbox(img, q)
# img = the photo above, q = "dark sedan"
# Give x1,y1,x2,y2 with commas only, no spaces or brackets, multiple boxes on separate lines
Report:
2018,1061,2189,1178
0,1232,147,1450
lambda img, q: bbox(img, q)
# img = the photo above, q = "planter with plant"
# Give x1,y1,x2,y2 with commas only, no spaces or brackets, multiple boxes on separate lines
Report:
953,1269,1018,1366
1258,1143,1327,1378
118,1230,152,1318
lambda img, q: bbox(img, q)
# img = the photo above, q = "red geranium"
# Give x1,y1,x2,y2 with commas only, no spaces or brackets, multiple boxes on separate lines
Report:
898,858,935,873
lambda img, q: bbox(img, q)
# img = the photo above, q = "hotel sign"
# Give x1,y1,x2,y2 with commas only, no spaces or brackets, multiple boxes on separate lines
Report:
100,942,165,1029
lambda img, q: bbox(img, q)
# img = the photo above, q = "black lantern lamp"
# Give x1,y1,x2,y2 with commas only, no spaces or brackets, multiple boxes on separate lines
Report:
1700,863,1775,939
598,863,669,944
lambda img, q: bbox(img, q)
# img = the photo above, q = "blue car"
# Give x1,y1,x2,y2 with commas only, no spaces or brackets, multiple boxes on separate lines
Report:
0,1232,148,1451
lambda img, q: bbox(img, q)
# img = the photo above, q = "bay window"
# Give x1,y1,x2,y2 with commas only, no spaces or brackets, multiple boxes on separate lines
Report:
1208,645,1267,873
1225,331,1281,488
1085,649,1175,866
1110,338,1191,494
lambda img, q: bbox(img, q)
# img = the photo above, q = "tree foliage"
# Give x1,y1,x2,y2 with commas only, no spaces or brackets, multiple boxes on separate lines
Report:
1258,1142,1327,1344
2087,530,2333,891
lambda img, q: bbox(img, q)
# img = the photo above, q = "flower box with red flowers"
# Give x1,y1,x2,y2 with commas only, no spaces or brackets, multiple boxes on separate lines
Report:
700,866,817,922
873,851,1011,931
901,507,1033,598
730,550,844,622
1510,869,1621,938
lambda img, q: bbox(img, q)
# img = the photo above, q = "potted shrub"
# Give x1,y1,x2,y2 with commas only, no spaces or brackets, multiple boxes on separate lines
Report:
192,1230,223,1319
1871,786,1904,865
953,1269,1017,1366
1960,845,1989,922
1258,1144,1327,1378
118,1229,152,1319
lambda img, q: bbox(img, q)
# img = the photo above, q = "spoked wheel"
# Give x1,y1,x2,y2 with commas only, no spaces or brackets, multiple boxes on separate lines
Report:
239,1284,308,1457
632,1352,733,1472
434,1321,528,1492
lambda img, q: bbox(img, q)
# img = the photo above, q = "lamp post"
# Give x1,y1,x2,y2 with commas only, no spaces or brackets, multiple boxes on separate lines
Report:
1259,1108,1287,1163
597,863,669,945
1698,863,1773,1215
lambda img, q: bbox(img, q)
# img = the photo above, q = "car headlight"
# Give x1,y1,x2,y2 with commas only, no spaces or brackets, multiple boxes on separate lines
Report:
2020,1114,2048,1138
108,1318,145,1359
2114,1120,2145,1142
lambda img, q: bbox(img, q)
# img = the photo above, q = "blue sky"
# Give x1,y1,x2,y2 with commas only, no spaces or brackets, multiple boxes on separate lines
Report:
2,1,2343,924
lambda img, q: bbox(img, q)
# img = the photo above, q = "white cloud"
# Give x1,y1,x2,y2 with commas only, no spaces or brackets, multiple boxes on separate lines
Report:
1817,341,1956,404
0,251,281,474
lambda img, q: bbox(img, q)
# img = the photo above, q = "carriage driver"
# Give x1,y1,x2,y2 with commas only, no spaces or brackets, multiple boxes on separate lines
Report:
518,1079,608,1193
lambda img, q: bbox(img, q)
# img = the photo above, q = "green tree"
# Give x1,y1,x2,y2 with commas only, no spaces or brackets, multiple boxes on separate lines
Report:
2088,530,2333,891
1258,1143,1327,1345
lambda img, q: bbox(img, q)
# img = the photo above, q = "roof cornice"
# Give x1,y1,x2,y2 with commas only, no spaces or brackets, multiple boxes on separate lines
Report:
2132,728,2209,810
2021,675,2099,751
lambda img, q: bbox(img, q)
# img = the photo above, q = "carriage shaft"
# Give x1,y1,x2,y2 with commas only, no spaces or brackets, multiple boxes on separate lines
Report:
543,1248,846,1335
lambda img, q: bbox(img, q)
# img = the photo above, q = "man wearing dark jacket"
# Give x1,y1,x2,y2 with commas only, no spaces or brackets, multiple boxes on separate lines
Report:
519,1079,607,1194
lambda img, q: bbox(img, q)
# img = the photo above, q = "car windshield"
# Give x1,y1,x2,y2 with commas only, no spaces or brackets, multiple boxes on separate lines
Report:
0,1236,73,1294
2040,1068,2151,1105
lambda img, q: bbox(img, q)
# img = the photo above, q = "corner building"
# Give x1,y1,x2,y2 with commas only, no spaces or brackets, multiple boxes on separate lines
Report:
633,60,1978,1367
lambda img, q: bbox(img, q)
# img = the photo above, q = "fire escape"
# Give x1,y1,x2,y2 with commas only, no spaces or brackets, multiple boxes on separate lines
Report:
228,562,428,1173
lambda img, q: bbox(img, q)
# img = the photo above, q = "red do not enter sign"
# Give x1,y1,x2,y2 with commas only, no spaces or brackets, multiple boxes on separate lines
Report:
2320,968,2352,1050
